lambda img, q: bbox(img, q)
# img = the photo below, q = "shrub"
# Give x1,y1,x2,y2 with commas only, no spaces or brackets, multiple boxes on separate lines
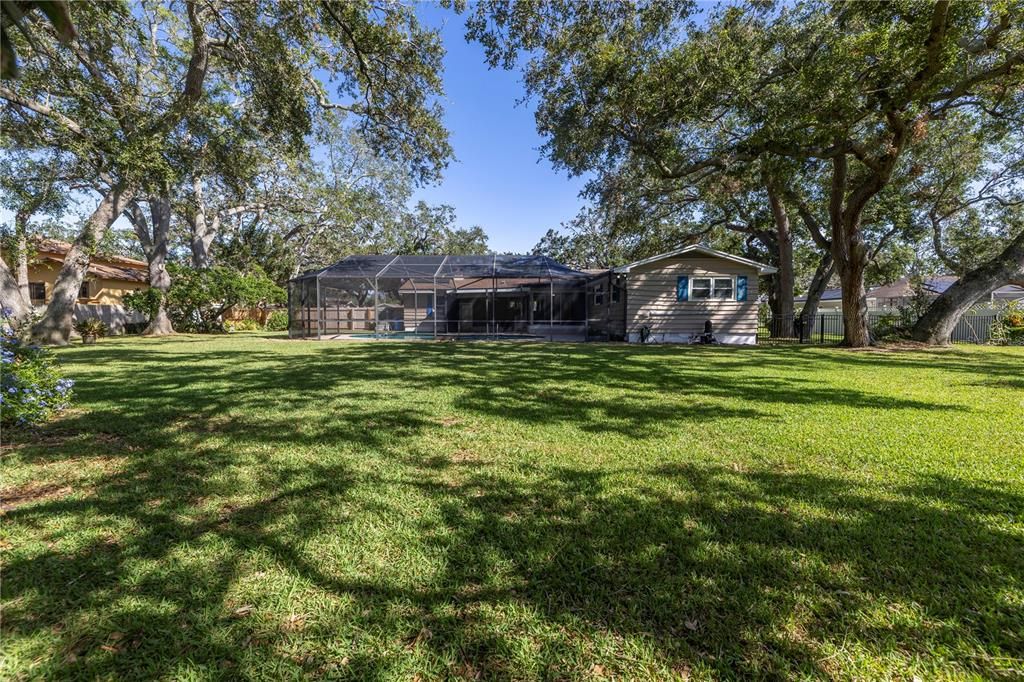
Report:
869,309,913,341
1,308,74,427
990,302,1024,346
226,318,262,332
72,318,109,338
124,288,164,322
264,309,288,331
166,265,285,333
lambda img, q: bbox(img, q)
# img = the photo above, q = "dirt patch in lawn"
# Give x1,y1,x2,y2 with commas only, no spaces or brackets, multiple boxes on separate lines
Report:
0,482,75,512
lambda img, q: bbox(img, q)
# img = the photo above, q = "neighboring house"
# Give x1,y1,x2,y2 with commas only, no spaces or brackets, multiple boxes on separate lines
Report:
793,275,1024,312
289,246,776,344
867,275,959,308
992,283,1024,303
794,287,847,312
24,238,148,333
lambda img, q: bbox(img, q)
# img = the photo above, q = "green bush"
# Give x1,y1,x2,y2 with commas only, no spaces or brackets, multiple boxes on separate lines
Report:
72,318,109,338
264,309,288,331
991,302,1024,346
1,308,74,427
869,309,913,341
166,265,285,333
123,288,164,322
226,318,262,332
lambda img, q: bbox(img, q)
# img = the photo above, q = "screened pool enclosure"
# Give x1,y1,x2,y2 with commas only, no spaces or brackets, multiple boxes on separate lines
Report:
288,254,602,340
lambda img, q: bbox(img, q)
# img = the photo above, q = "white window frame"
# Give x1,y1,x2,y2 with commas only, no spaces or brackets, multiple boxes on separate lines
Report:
690,276,735,301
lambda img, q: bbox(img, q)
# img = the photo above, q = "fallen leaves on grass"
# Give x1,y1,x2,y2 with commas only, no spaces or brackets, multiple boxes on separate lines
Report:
230,604,255,619
282,613,306,632
406,626,432,650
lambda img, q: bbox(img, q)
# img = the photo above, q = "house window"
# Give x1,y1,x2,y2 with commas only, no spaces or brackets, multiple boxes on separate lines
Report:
79,281,90,299
594,284,604,306
28,282,46,303
611,285,621,303
690,276,734,301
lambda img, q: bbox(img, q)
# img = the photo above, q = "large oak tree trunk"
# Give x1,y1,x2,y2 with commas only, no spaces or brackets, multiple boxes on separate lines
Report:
767,186,794,322
836,259,870,347
0,255,30,322
828,154,874,348
189,176,215,269
190,218,215,269
135,196,175,335
1,217,32,322
15,224,30,302
911,229,1024,345
31,184,135,345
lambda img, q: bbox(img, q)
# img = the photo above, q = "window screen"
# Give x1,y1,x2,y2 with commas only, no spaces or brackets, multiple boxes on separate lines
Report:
690,277,733,300
29,282,45,303
691,277,712,300
712,278,734,299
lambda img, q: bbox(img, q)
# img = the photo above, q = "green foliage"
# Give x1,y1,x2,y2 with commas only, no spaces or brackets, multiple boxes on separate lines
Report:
123,288,164,323
165,265,285,333
264,309,288,332
0,309,73,427
71,318,109,338
991,301,1024,346
868,309,915,342
226,318,262,333
374,200,491,255
468,0,1024,341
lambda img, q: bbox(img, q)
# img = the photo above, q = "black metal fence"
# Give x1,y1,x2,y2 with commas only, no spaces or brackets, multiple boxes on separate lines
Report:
758,311,1000,344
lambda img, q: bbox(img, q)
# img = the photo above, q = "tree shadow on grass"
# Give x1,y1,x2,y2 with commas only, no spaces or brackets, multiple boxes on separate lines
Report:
2,340,1018,678
43,341,970,449
4,447,1022,679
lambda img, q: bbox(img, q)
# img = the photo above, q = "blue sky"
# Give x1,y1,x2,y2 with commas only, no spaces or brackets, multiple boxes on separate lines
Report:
412,5,588,253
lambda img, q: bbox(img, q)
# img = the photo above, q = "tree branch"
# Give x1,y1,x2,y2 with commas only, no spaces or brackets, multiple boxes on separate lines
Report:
0,85,86,137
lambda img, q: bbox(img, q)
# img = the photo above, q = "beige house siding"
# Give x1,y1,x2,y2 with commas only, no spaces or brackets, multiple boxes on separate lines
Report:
625,255,760,343
26,260,148,307
24,249,149,335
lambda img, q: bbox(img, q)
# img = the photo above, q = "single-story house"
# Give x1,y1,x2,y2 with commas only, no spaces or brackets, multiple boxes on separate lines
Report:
288,246,776,344
794,287,846,312
21,238,149,333
795,275,1024,312
605,245,775,344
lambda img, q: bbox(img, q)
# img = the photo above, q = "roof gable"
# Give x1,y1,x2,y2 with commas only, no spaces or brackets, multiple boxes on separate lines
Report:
612,245,777,275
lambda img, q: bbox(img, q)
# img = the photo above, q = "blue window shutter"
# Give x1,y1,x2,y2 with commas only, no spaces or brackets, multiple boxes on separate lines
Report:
677,276,689,301
737,275,748,301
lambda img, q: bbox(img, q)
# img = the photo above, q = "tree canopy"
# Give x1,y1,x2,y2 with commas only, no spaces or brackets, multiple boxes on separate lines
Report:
470,0,1024,345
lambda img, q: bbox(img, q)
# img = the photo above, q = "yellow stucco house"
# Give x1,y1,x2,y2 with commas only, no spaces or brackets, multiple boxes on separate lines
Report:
26,238,149,333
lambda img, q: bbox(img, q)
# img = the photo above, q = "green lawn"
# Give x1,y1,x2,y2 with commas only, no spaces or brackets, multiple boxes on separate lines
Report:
2,335,1022,680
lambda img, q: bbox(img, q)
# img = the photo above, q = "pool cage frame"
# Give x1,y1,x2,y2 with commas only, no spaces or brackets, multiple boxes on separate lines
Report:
288,254,601,340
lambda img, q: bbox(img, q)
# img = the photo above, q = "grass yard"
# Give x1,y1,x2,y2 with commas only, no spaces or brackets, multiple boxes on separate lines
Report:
1,335,1022,680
